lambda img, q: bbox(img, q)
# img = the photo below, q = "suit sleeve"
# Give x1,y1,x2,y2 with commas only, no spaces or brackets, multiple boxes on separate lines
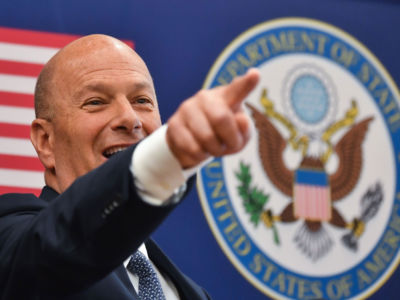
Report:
0,144,183,298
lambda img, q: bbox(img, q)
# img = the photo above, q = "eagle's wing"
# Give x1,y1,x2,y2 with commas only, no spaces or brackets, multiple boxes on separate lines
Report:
330,117,374,201
246,103,293,197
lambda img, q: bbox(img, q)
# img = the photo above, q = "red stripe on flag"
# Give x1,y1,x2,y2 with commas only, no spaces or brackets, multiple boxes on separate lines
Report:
310,186,316,218
0,27,80,48
0,91,34,108
0,154,43,172
294,184,331,221
317,187,321,218
0,27,134,49
0,122,31,139
123,40,134,49
0,59,43,77
0,185,41,196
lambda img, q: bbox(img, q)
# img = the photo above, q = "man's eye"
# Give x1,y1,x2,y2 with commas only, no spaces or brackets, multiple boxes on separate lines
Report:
133,98,154,108
136,98,151,104
86,99,103,106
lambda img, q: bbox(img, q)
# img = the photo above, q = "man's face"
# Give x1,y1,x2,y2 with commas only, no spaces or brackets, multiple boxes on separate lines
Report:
47,37,161,192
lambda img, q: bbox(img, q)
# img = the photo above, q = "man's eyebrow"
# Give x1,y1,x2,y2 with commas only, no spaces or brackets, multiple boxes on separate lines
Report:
129,80,154,91
74,80,154,98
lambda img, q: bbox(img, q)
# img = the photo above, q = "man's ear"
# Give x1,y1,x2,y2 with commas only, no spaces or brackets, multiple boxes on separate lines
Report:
30,119,55,170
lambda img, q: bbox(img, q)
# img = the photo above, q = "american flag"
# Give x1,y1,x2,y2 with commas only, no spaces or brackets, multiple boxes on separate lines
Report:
293,168,332,221
0,27,134,196
0,27,81,196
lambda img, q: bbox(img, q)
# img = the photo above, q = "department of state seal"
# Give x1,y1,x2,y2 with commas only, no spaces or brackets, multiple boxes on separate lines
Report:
197,18,400,299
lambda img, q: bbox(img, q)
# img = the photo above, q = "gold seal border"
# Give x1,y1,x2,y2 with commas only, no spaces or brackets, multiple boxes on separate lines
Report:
197,17,400,300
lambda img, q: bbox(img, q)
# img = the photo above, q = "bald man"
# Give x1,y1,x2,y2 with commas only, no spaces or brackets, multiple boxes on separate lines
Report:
0,35,259,299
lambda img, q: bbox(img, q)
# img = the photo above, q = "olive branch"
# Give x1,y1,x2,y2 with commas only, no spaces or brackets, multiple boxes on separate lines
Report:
235,161,280,245
236,161,268,225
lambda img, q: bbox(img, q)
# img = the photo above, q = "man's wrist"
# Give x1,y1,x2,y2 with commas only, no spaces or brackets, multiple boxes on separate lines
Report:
130,125,186,205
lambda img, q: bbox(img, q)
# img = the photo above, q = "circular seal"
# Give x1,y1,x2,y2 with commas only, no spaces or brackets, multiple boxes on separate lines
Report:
282,64,338,136
198,18,400,300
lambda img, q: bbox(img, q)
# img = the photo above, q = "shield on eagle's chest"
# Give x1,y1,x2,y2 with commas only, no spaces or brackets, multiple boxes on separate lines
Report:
293,168,331,221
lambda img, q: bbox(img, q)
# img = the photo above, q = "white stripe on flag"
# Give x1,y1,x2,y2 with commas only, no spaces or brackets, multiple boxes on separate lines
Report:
0,74,37,94
0,105,35,125
0,137,37,157
0,168,44,188
0,42,58,64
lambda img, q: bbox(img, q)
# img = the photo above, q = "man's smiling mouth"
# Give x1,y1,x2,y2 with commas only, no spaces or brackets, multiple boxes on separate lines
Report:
103,146,130,158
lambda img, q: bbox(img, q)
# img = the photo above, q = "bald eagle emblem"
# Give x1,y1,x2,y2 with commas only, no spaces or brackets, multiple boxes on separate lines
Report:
237,77,382,261
198,19,400,298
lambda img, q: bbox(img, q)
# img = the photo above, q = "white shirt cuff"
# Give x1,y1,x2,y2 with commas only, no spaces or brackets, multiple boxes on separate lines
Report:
130,125,187,206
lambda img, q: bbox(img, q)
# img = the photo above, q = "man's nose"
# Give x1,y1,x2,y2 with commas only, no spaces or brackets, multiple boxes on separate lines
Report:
110,98,142,133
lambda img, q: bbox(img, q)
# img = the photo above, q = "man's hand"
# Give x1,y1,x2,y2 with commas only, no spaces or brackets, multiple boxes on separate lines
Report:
166,68,260,169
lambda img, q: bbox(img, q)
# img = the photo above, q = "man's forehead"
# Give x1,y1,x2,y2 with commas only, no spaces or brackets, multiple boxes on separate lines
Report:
49,35,152,90
58,34,132,59
57,37,144,72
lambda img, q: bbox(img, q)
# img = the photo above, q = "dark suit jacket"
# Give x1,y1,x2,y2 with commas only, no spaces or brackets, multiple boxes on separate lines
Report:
0,145,210,299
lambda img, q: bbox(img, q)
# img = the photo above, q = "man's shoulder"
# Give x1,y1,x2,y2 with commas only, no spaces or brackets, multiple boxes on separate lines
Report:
0,192,46,217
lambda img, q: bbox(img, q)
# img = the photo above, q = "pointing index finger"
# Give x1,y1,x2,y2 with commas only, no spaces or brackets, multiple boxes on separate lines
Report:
224,68,260,110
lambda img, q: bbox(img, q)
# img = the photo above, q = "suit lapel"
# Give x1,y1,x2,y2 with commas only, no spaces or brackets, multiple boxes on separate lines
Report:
146,240,209,300
114,264,138,297
67,266,138,300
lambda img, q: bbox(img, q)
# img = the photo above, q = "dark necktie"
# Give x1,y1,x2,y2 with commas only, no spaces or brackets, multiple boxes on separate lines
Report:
127,251,166,300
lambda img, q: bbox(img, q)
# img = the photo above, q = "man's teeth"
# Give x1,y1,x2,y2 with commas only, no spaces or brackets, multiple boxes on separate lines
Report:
104,146,128,158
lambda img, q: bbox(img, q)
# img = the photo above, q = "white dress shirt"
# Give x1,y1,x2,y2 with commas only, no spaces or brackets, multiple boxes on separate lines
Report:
123,244,180,299
127,124,208,299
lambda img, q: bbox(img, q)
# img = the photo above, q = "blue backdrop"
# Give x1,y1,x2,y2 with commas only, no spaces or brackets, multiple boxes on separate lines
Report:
0,0,399,299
